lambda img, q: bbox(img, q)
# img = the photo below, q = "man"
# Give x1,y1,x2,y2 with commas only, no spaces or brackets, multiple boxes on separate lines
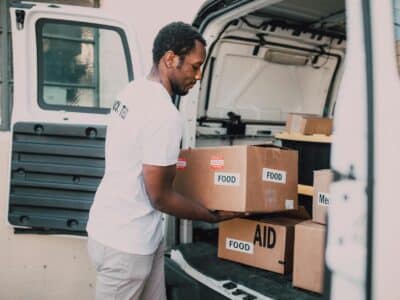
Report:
86,22,240,300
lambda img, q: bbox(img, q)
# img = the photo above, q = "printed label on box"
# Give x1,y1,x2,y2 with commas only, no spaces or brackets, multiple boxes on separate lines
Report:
226,238,254,254
214,172,240,186
318,192,330,206
176,158,187,170
285,199,294,209
262,168,287,184
210,155,224,170
253,224,276,248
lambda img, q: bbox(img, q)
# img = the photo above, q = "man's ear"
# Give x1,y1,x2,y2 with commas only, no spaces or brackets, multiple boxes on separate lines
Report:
163,50,178,68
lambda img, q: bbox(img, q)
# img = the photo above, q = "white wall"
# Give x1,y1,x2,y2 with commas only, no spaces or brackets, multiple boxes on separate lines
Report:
102,0,205,73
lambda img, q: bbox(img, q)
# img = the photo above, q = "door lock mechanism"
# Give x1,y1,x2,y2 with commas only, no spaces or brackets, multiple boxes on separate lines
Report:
16,10,26,30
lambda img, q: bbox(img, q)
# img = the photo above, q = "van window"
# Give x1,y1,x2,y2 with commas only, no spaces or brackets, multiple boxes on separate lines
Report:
36,19,133,113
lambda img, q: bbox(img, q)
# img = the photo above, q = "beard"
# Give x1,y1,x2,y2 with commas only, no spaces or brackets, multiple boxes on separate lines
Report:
170,79,189,96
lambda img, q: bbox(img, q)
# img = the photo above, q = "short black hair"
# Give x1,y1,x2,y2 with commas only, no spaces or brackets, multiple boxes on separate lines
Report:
152,21,206,65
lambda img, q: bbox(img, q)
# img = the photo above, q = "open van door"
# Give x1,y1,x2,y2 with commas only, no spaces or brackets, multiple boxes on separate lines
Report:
327,0,400,299
8,2,142,234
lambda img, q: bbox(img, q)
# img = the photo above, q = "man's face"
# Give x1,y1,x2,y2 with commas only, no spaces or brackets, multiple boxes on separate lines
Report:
169,40,206,96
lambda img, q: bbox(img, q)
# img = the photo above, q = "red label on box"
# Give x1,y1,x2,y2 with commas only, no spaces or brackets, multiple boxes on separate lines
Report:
176,158,187,170
210,155,224,170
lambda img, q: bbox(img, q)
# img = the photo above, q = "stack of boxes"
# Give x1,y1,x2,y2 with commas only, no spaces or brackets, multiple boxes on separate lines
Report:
292,169,332,293
283,113,333,293
173,113,333,294
174,144,305,275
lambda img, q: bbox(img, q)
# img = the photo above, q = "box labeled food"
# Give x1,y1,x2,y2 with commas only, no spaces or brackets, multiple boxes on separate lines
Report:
218,215,307,274
174,145,298,212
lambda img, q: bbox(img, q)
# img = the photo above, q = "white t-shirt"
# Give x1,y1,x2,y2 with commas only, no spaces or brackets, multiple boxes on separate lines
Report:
86,77,183,255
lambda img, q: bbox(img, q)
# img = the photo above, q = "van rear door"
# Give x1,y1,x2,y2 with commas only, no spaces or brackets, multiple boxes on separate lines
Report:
8,2,142,234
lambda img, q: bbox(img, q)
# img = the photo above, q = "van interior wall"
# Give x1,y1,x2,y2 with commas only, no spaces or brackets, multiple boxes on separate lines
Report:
195,13,345,148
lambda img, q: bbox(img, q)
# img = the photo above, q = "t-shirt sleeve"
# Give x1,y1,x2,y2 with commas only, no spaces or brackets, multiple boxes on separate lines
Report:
142,115,183,166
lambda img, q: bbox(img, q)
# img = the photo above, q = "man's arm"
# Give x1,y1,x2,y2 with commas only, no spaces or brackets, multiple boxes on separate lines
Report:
143,164,240,222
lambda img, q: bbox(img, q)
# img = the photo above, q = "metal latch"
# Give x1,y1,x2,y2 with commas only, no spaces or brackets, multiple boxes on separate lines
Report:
332,164,356,181
16,10,26,30
226,111,245,136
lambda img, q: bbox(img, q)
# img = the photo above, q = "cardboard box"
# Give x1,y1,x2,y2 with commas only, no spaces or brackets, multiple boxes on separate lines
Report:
218,214,307,274
174,145,298,212
285,113,333,136
312,169,333,224
293,220,326,293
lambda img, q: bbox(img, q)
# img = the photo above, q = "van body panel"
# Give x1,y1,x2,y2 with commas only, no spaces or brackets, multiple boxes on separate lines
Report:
370,1,400,299
3,0,397,299
0,131,96,300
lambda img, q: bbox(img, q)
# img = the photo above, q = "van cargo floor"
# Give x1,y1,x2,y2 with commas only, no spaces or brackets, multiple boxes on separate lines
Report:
167,242,322,300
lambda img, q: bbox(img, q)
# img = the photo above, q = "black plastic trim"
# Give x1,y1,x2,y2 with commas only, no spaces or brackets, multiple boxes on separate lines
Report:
323,218,332,299
9,1,35,9
0,0,11,131
193,0,243,29
8,122,106,234
204,56,215,112
198,0,252,34
242,16,346,41
198,116,285,127
362,0,374,299
322,51,342,117
200,19,239,114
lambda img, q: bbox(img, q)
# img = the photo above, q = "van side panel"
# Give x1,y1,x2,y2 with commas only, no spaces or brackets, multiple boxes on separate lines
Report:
0,132,95,299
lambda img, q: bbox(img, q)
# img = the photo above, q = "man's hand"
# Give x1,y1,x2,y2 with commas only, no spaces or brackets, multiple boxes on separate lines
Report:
143,163,250,222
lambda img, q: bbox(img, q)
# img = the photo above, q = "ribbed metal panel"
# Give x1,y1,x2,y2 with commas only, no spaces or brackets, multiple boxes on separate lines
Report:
9,122,106,234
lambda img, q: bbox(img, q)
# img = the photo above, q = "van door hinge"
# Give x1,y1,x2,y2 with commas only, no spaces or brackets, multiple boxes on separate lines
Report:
332,164,356,181
16,10,26,30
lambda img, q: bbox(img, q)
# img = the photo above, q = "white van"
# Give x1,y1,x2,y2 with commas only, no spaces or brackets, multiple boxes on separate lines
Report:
0,0,398,299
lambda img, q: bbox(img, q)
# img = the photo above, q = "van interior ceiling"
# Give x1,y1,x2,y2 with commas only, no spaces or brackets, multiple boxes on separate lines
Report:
195,0,346,147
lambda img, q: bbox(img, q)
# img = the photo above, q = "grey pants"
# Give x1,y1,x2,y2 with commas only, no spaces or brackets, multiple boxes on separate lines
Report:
88,238,166,300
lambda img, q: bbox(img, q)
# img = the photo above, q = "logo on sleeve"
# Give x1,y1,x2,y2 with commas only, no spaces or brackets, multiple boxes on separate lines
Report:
112,100,129,120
